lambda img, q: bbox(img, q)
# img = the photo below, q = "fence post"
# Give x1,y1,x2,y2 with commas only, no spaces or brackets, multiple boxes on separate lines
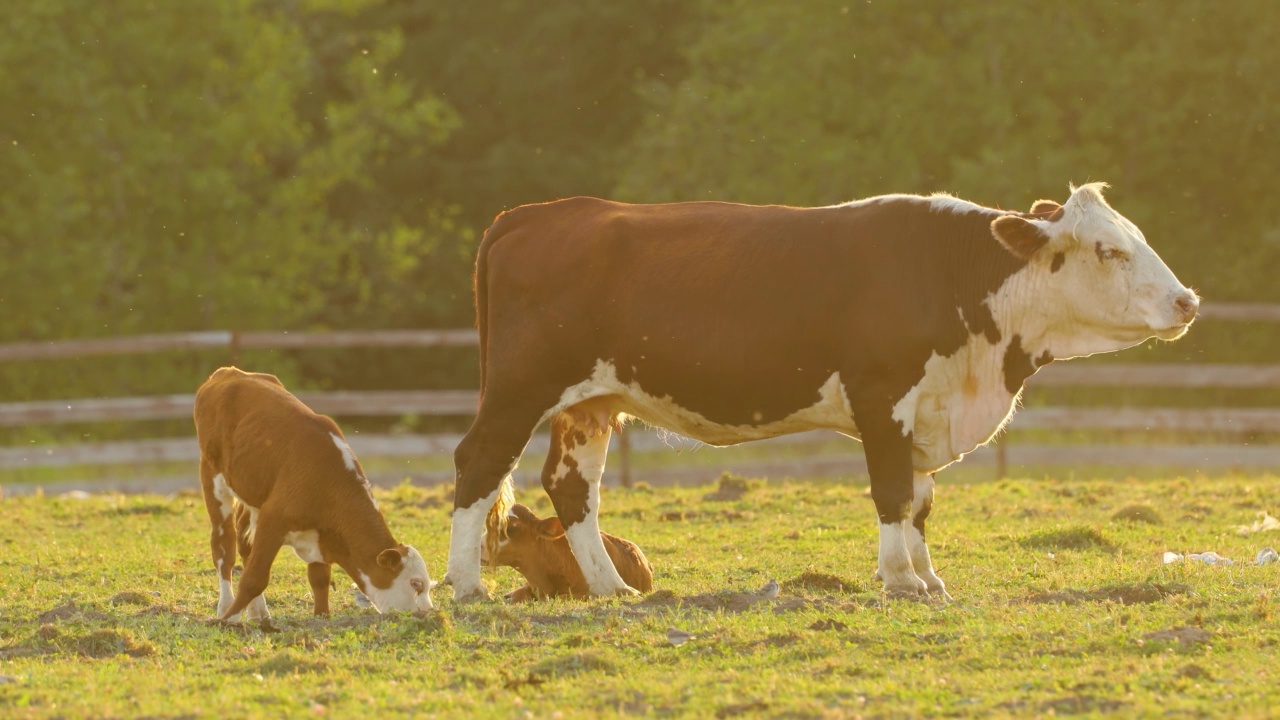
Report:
229,330,241,366
618,428,632,488
995,439,1008,481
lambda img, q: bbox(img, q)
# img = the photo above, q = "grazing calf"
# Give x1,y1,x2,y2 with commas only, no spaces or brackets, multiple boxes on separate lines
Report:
194,367,434,620
484,503,652,602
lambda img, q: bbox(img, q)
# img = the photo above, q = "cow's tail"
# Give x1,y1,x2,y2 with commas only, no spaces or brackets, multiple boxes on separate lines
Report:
474,210,519,560
472,209,517,397
482,474,516,567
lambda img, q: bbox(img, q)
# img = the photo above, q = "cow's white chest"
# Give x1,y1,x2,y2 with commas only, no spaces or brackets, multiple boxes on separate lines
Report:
284,530,324,564
893,336,1020,472
550,361,858,446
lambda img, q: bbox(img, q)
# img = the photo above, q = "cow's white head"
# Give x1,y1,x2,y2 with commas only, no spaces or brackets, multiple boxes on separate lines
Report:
990,183,1198,358
359,544,436,613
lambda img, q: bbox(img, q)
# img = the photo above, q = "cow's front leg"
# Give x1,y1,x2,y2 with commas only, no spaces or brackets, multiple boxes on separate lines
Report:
907,472,950,600
856,396,928,598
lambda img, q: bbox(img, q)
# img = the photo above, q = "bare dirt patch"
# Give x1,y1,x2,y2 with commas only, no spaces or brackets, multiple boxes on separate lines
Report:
1144,626,1212,647
38,601,107,624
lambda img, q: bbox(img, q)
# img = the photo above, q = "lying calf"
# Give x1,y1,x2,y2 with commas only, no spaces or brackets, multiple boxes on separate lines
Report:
194,367,434,620
485,503,653,601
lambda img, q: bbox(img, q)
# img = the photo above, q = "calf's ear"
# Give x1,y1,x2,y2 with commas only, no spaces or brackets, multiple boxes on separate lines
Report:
377,548,405,569
536,517,566,540
992,215,1050,260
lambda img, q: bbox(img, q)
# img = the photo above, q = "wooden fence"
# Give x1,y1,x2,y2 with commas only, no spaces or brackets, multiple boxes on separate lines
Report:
1,302,1278,494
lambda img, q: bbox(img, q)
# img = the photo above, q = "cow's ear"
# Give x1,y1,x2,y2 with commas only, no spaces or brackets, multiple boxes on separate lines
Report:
1029,199,1062,215
992,215,1050,260
377,548,405,569
536,517,566,540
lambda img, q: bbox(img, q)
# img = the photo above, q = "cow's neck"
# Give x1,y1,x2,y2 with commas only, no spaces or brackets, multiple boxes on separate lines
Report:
329,503,399,586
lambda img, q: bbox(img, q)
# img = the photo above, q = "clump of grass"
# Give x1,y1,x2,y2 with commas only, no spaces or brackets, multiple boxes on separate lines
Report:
781,571,860,595
1027,582,1188,605
260,650,328,675
528,650,617,678
1111,504,1163,524
109,591,156,606
74,629,155,658
1021,525,1115,552
703,473,761,502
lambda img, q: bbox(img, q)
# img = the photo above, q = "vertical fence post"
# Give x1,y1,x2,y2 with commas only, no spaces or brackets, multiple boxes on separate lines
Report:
618,427,632,488
995,439,1008,481
229,330,241,367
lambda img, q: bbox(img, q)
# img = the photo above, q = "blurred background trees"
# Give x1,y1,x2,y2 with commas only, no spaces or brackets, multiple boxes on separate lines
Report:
2,0,1277,422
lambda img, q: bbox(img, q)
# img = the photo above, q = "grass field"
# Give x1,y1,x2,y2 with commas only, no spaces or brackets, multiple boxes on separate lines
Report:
2,471,1279,718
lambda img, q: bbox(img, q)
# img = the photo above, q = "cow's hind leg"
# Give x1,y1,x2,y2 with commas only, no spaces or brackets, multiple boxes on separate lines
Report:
906,472,950,600
233,503,270,621
199,459,238,619
444,394,550,602
543,408,636,597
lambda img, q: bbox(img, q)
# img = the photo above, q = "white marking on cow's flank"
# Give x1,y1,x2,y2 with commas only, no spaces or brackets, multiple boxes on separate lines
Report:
547,362,857,447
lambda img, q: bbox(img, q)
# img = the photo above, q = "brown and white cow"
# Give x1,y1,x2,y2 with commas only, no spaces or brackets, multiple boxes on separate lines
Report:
194,367,434,620
443,183,1197,601
483,502,653,601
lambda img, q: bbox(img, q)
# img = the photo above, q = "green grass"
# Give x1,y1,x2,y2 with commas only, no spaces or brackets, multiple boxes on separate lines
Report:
2,472,1280,718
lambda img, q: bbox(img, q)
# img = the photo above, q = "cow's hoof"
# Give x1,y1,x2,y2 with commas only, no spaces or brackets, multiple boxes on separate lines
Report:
613,585,642,598
452,585,491,603
882,575,929,600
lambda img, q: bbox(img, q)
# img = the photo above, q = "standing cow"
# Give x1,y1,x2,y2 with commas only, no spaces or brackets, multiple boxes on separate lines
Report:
443,184,1197,600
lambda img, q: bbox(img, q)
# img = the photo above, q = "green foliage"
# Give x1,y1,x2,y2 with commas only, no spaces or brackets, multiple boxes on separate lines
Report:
2,475,1280,716
617,0,1280,302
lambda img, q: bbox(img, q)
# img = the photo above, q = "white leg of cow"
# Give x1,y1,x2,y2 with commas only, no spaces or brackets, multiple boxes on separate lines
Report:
216,558,238,620
444,485,504,601
906,472,949,599
878,520,927,597
545,416,635,596
244,594,270,621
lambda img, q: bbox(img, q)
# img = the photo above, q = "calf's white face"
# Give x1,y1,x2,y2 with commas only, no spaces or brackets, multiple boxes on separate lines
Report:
359,545,436,613
993,183,1198,358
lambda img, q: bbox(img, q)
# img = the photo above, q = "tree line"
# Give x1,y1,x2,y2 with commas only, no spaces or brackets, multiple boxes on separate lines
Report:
2,0,1277,438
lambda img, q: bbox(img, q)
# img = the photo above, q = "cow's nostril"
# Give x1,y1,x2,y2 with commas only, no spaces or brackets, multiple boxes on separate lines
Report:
1174,293,1200,322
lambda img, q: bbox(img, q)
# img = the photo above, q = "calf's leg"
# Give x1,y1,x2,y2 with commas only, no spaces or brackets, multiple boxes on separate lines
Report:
221,512,285,620
307,562,332,616
542,411,635,597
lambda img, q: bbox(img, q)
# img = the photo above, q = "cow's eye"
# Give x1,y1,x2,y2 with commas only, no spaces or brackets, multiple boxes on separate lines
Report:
1095,244,1128,262
410,578,425,593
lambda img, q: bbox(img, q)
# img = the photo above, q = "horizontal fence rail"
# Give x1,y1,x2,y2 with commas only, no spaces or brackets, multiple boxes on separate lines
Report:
0,329,480,362
2,301,1279,489
1031,363,1280,388
0,391,480,427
